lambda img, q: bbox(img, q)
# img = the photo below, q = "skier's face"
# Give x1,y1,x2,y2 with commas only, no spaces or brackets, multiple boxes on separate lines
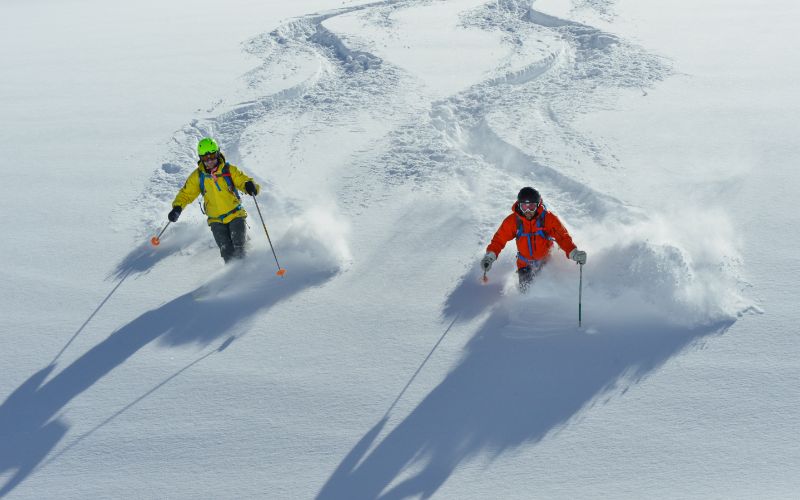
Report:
201,152,219,169
519,201,538,219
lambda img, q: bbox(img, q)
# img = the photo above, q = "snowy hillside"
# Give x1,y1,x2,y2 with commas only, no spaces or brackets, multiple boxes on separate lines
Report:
2,0,798,498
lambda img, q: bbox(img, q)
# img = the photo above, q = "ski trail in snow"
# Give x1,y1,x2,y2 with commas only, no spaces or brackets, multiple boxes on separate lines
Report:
311,0,662,249
18,1,755,499
311,3,750,498
436,1,662,218
123,0,735,325
422,1,751,328
122,0,746,383
127,0,428,274
130,0,745,323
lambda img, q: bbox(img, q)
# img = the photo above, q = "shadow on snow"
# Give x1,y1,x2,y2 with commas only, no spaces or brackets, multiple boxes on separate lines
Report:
318,275,733,499
0,252,333,498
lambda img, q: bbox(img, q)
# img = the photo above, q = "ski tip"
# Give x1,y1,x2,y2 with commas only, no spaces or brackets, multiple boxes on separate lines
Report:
276,268,287,277
150,236,161,247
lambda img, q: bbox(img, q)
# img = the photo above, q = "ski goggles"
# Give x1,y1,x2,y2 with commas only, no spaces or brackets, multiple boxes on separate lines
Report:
200,152,218,161
519,201,539,213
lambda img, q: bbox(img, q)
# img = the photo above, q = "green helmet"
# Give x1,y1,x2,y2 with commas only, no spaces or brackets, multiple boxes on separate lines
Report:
197,137,219,156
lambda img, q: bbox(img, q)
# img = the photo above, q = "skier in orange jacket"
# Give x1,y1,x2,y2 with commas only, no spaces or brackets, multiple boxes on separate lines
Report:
481,187,587,291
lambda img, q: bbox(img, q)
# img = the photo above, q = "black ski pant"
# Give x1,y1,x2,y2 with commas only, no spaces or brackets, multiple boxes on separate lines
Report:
210,217,247,263
517,259,545,293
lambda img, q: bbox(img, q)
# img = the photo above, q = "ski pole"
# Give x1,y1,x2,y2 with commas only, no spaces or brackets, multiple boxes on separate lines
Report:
578,263,583,328
481,270,488,284
150,221,171,246
251,195,286,277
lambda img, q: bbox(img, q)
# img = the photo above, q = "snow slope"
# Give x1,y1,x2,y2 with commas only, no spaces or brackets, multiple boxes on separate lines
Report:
1,0,798,498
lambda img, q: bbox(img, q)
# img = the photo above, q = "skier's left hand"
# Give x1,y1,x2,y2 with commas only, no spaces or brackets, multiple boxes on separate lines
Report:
569,248,587,265
244,181,258,196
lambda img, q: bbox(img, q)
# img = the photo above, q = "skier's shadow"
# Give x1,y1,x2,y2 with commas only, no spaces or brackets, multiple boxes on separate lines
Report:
442,267,505,323
317,288,733,499
109,225,206,281
0,261,333,498
50,242,183,366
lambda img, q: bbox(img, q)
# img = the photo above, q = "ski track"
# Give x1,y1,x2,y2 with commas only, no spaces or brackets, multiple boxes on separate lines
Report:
130,0,679,290
130,0,744,395
0,0,764,498
108,0,751,497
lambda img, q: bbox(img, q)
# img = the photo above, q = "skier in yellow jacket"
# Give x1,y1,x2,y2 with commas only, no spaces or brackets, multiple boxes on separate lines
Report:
168,137,260,263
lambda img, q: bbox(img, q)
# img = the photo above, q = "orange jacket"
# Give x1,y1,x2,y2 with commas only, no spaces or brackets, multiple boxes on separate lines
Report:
487,202,577,269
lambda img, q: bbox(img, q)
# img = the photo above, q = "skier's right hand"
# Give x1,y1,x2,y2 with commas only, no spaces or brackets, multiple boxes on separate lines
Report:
481,252,497,272
168,206,182,222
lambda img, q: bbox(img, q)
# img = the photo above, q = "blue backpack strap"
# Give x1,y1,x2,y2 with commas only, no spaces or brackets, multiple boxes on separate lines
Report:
516,216,535,260
532,205,555,241
221,163,241,201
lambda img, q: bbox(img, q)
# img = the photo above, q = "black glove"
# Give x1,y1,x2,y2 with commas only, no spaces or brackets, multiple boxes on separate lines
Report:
168,206,182,222
244,180,258,196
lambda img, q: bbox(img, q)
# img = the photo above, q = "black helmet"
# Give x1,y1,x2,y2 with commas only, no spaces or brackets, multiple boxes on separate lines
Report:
517,187,540,204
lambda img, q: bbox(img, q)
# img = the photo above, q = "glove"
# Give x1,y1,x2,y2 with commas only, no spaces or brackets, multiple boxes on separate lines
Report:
168,206,182,222
569,248,587,265
481,252,497,272
244,180,258,196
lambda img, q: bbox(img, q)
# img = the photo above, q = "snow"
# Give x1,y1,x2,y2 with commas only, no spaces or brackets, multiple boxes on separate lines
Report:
2,0,799,498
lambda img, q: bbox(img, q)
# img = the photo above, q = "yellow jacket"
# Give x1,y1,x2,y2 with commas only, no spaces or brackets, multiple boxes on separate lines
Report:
172,156,260,225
